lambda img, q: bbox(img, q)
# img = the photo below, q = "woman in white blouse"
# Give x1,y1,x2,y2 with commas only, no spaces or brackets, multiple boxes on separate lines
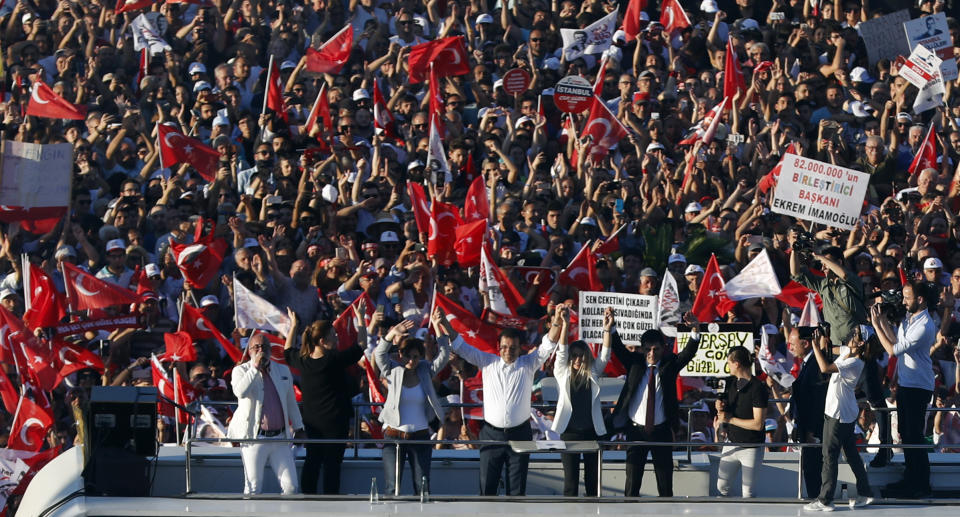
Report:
551,306,612,496
374,312,450,496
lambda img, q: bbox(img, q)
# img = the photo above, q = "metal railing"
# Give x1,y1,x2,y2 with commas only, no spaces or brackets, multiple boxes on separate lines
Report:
184,435,954,499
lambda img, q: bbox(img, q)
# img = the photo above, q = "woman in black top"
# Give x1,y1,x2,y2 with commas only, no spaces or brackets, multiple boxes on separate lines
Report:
284,302,366,494
715,345,768,498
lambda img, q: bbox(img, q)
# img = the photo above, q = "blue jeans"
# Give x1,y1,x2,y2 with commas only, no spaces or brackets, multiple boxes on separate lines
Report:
381,430,433,495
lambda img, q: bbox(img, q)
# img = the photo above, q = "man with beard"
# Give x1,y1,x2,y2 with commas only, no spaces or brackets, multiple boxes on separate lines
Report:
238,142,276,195
262,242,320,332
870,282,937,498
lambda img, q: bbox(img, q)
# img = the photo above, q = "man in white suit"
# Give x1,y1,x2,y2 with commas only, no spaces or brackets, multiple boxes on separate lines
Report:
228,332,305,495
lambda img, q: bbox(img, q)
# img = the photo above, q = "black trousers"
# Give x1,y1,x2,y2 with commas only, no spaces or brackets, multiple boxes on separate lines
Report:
798,417,824,499
861,359,890,451
479,422,532,495
559,428,599,497
301,424,347,495
624,422,674,497
818,416,873,504
897,386,932,492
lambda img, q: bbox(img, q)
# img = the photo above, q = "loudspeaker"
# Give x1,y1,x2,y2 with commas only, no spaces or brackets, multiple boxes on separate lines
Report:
88,386,158,456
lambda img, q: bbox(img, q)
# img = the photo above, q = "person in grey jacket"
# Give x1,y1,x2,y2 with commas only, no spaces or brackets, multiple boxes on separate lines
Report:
374,310,452,496
551,305,612,496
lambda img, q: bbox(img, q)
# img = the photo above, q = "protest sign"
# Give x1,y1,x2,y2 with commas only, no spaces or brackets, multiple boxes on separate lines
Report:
770,154,869,230
860,10,910,66
578,291,658,345
914,69,945,113
677,323,754,377
899,44,941,89
0,141,72,209
904,13,957,81
560,9,617,61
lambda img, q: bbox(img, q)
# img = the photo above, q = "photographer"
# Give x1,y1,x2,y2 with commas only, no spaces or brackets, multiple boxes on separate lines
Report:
870,281,937,498
789,243,866,345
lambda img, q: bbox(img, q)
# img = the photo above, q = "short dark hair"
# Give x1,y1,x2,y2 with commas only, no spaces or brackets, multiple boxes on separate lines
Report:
498,328,524,343
640,329,664,347
727,345,751,367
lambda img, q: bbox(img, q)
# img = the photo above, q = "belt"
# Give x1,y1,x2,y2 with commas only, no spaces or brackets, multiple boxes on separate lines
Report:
383,428,430,440
484,422,528,433
259,428,284,437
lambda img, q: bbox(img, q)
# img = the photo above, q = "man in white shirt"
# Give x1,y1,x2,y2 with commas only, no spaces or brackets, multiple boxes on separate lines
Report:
870,282,936,498
449,307,564,495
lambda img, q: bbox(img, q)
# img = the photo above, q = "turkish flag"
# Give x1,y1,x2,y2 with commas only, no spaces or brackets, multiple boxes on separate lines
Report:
583,96,628,158
776,280,823,309
372,80,398,141
0,207,67,235
304,84,333,151
558,244,603,292
8,396,53,451
435,292,499,354
25,81,86,120
305,24,354,74
151,355,197,424
463,152,479,184
463,175,490,223
1,306,60,391
428,63,446,136
908,124,937,175
169,221,227,289
407,36,470,83
461,372,484,427
594,224,626,257
332,293,374,351
264,58,287,122
23,263,67,330
156,123,221,182
53,340,104,383
723,39,746,99
0,369,18,414
115,0,159,13
362,357,385,414
453,219,486,267
62,262,139,310
702,96,729,145
593,56,609,97
622,0,649,41
691,254,735,322
180,304,242,362
660,0,691,33
758,143,796,194
407,183,431,235
428,200,462,266
512,266,555,307
161,331,198,362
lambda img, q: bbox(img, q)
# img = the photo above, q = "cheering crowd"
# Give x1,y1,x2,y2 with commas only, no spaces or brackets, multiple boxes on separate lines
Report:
0,0,959,511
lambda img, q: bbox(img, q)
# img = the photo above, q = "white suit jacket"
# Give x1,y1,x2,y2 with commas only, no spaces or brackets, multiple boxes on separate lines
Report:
227,360,304,440
551,343,610,436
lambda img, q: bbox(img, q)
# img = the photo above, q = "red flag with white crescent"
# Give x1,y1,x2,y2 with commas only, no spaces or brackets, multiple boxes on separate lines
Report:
25,81,86,120
908,124,937,175
582,96,628,158
8,396,53,451
305,24,354,74
61,261,139,310
180,304,242,362
156,122,221,181
407,36,470,84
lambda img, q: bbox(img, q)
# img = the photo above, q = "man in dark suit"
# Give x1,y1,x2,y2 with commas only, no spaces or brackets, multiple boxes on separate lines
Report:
787,327,829,498
611,312,700,497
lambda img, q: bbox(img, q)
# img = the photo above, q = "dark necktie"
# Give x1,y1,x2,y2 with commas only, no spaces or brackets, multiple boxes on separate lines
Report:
645,366,656,433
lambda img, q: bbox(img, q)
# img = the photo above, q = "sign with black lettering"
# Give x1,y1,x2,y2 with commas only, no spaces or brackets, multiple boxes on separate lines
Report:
770,153,869,230
677,323,754,377
578,291,659,346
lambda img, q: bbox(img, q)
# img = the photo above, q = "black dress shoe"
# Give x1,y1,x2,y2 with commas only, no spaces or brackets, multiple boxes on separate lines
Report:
869,449,892,467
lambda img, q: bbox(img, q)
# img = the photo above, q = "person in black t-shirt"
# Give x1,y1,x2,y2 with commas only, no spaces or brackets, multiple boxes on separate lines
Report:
283,304,366,495
715,346,769,498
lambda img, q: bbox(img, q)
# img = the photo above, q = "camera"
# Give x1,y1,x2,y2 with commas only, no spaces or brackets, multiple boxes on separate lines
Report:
870,289,904,321
792,230,816,260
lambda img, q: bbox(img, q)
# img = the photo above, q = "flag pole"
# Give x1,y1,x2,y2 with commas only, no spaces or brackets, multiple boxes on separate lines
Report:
177,297,184,332
173,365,181,446
261,55,274,117
21,253,30,314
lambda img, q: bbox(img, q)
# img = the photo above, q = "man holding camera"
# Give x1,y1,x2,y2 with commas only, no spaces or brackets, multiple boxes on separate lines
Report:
790,244,866,345
870,282,937,498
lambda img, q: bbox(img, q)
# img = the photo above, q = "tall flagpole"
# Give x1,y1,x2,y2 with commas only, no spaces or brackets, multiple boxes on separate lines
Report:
173,365,181,446
261,55,274,117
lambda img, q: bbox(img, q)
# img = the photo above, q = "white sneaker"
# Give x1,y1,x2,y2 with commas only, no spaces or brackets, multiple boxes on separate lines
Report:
850,496,874,508
803,500,835,512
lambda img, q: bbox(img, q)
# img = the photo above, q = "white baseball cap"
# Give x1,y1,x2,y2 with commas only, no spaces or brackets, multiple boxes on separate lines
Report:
475,14,494,24
380,231,400,243
193,81,212,93
352,89,371,101
106,239,126,254
55,245,77,260
144,263,161,277
923,257,943,269
0,289,15,300
684,264,704,275
200,295,219,307
685,202,703,213
188,62,207,75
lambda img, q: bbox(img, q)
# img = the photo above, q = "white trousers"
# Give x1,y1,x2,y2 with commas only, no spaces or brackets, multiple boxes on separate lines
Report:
240,438,299,495
717,445,764,498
